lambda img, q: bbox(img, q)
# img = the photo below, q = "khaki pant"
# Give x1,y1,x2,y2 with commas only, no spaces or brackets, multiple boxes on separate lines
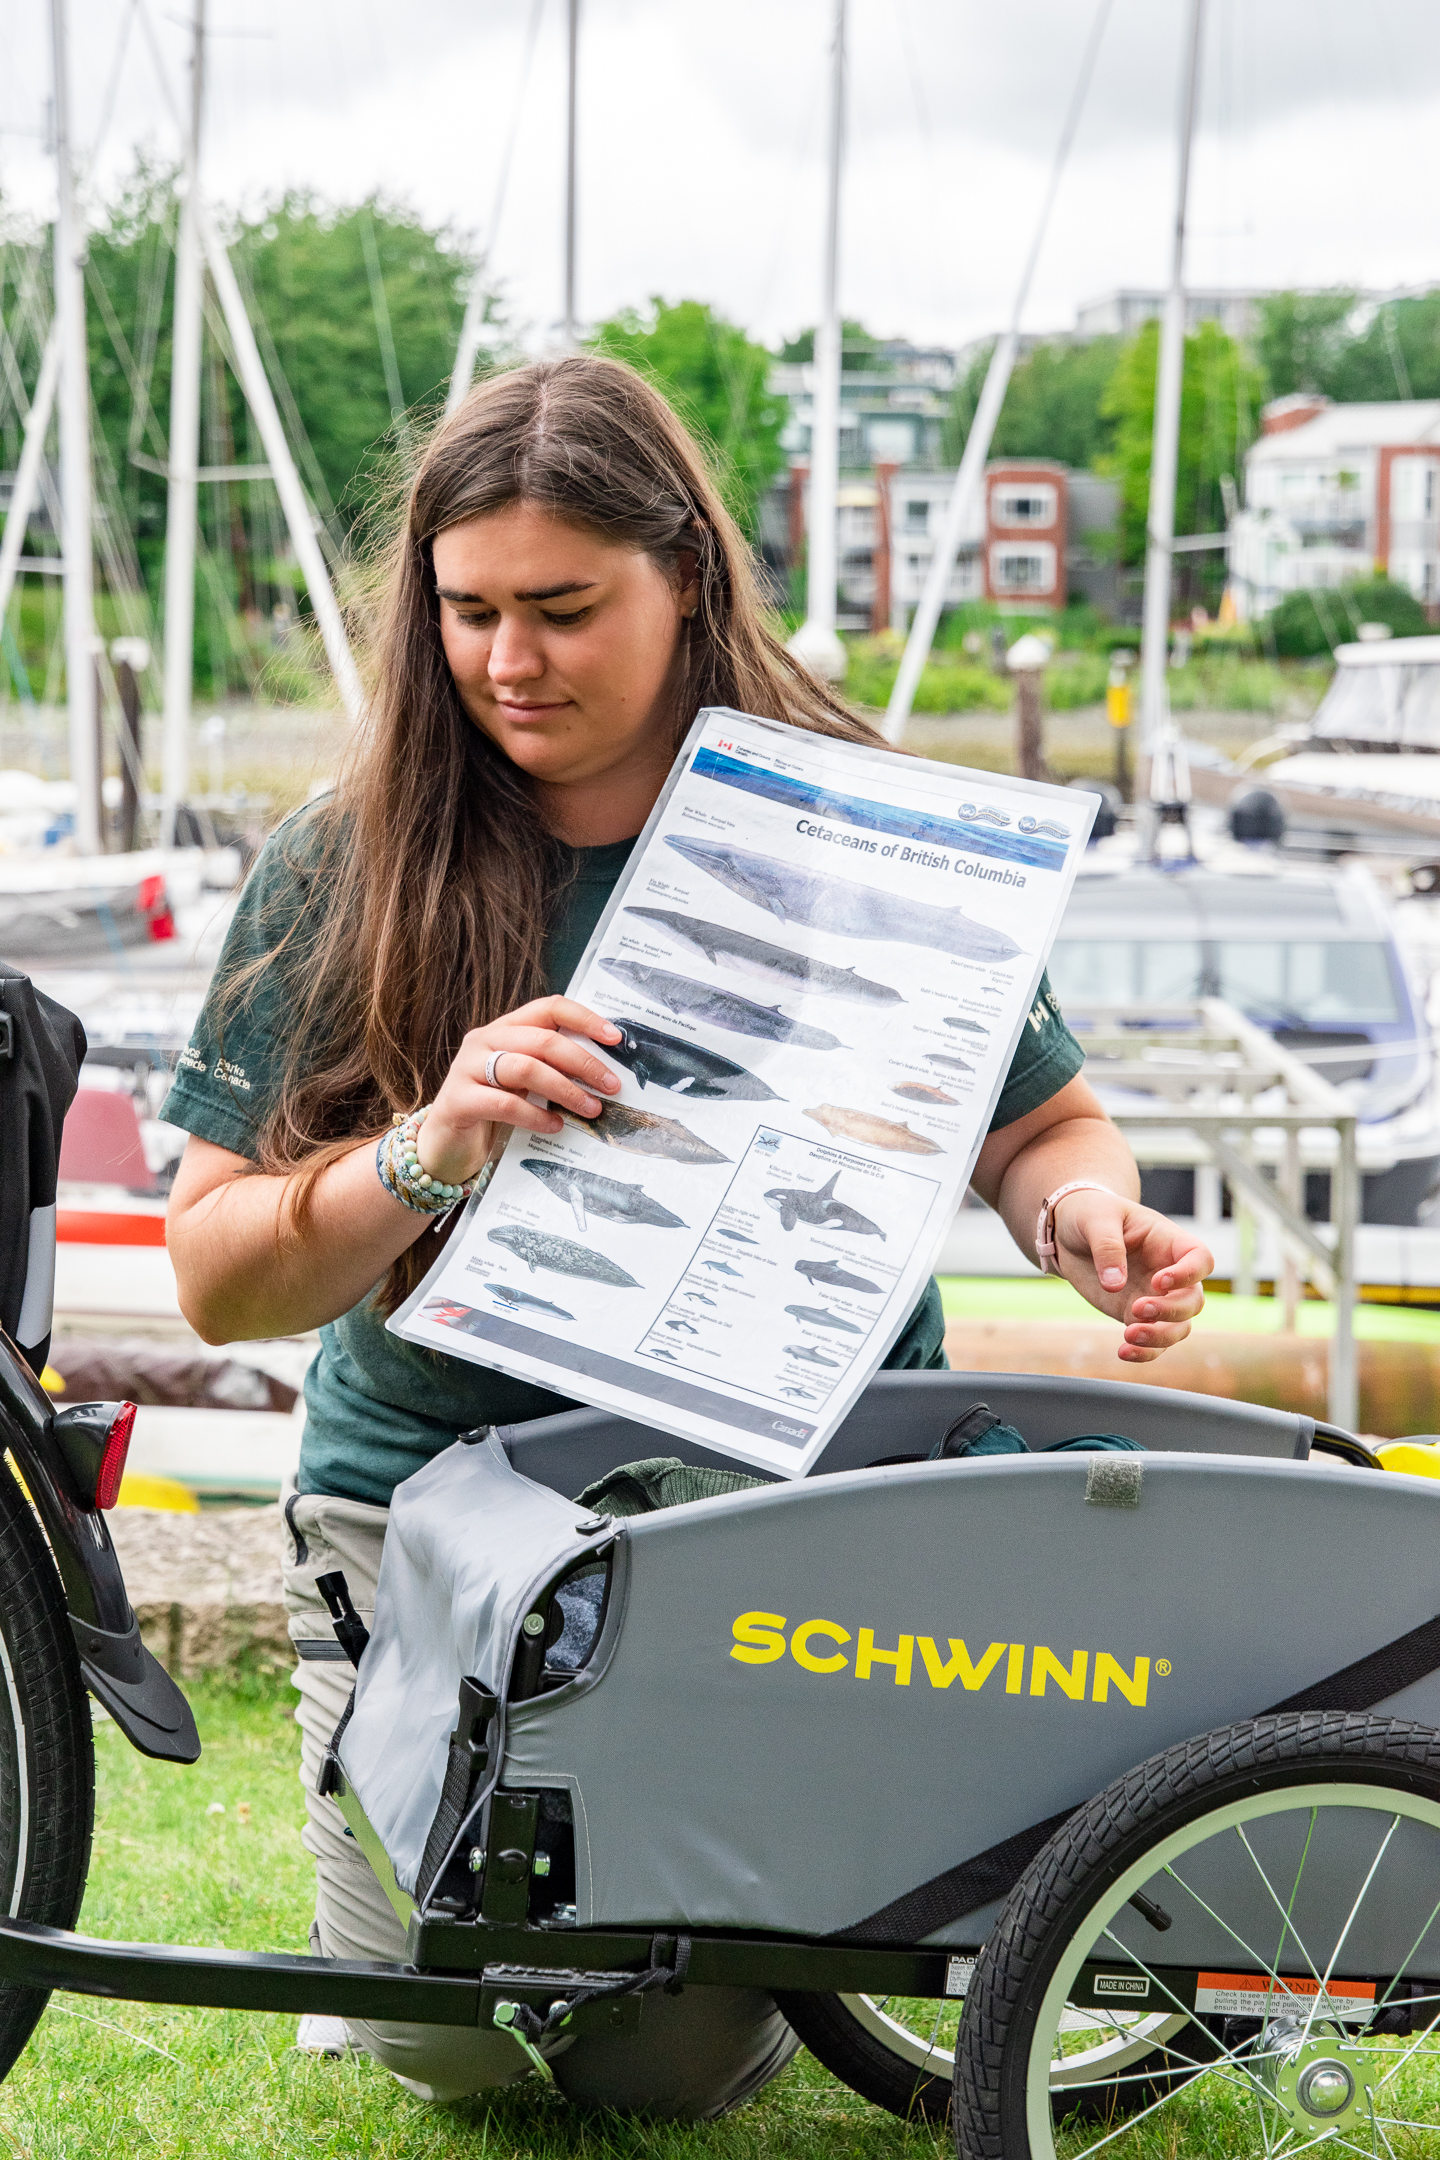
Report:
281,1484,799,2113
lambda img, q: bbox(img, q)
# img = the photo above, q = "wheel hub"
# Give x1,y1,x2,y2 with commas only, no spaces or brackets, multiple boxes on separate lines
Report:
1256,2022,1378,2135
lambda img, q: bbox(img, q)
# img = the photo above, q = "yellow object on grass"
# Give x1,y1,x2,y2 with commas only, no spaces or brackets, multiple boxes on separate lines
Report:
115,1472,200,1512
1376,1441,1440,1479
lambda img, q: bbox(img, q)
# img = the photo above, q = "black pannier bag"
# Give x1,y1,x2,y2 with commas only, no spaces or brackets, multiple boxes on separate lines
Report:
0,961,85,1376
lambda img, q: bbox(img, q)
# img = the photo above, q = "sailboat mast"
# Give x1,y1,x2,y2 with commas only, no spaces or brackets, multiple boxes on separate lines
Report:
563,0,579,350
160,0,205,847
1139,0,1204,815
792,0,847,684
50,0,100,854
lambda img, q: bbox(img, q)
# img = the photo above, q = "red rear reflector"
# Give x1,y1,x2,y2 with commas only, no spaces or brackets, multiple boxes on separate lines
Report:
136,874,164,910
95,1402,136,1510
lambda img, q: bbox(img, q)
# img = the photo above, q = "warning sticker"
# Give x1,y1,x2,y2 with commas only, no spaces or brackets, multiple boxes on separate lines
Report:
1194,1971,1377,2022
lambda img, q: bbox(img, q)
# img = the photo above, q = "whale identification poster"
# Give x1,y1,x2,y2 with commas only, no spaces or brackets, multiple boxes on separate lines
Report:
392,707,1096,1477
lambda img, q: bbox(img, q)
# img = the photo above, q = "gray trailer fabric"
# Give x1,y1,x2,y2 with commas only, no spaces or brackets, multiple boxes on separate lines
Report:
337,1436,607,1898
503,1452,1440,1942
341,1390,1440,1960
497,1369,1310,1501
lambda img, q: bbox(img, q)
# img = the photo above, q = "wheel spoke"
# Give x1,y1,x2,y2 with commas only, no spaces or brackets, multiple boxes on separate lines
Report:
1375,1893,1440,2015
1374,1998,1440,2089
1053,2049,1285,2158
1235,1814,1330,2017
1161,1859,1319,2013
1300,1815,1402,2051
1088,1928,1283,2110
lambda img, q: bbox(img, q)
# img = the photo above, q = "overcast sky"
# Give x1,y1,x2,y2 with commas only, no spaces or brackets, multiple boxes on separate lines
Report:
3,0,1439,355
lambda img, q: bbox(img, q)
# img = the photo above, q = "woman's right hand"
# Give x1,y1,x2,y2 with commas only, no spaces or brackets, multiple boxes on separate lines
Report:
415,997,624,1186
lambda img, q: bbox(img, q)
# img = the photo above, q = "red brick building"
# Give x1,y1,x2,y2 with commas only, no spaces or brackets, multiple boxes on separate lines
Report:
983,461,1069,608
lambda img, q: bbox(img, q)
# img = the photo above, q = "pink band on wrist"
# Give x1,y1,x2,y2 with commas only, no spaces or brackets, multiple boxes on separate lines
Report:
1036,1181,1119,1276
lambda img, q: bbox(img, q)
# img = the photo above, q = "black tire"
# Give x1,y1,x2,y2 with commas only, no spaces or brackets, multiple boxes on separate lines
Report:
953,1714,1440,2160
775,1984,1206,2125
0,1456,96,2081
775,1988,956,2121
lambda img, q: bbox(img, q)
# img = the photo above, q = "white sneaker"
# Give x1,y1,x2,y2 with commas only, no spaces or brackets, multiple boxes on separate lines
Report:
296,2014,356,2057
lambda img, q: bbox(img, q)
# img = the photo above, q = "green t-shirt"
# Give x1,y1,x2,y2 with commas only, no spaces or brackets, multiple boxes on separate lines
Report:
162,812,1084,1506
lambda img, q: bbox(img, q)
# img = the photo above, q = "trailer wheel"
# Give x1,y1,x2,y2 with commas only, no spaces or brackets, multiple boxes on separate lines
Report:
953,1714,1440,2160
0,1456,96,2081
776,1984,1197,2123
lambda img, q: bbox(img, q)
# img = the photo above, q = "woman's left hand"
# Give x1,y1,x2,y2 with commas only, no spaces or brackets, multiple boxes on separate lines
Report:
1051,1189,1212,1362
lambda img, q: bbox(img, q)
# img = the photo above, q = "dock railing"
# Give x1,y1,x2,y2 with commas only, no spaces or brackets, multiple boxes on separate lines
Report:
1067,998,1359,1431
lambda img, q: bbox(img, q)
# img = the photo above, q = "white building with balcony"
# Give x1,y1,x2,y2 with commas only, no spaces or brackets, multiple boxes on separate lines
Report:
1230,395,1440,620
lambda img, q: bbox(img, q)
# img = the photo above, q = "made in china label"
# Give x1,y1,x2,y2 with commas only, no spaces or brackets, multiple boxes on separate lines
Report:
1194,1971,1377,2021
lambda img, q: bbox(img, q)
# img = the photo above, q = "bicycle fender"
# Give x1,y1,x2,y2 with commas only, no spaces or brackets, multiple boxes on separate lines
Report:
0,1326,199,1763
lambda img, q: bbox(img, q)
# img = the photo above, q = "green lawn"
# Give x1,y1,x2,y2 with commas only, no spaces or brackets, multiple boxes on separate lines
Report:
0,1674,942,2160
938,1274,1440,1342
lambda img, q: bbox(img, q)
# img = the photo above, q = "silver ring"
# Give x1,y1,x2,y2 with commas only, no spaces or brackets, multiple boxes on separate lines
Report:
483,1049,509,1090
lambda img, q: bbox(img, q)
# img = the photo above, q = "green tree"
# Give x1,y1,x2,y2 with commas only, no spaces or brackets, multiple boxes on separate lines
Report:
590,297,787,534
230,193,469,519
943,335,1123,470
778,320,893,371
35,172,485,694
1254,291,1357,400
80,176,473,572
1265,577,1431,658
1099,318,1263,568
1323,292,1440,403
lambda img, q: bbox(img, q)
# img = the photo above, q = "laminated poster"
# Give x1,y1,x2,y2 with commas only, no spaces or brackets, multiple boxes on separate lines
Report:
392,707,1097,1477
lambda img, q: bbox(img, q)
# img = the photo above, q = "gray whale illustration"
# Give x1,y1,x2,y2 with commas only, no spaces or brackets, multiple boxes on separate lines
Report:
763,1169,884,1240
601,959,840,1050
794,1258,880,1295
481,1282,575,1321
520,1158,684,1235
487,1223,639,1288
785,1343,840,1368
602,1019,778,1101
784,1304,863,1335
556,1099,729,1165
624,907,902,1006
664,837,1022,960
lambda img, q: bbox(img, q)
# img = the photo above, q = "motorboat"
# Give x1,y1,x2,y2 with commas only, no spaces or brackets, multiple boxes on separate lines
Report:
1049,851,1440,1227
1246,637,1440,843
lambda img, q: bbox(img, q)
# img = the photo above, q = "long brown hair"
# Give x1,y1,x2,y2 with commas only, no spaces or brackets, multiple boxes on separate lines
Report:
248,353,888,1306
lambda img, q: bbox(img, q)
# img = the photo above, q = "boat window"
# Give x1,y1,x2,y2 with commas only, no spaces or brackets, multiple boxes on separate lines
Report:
1049,940,1204,1005
1401,666,1440,748
1312,666,1403,743
1215,941,1400,1025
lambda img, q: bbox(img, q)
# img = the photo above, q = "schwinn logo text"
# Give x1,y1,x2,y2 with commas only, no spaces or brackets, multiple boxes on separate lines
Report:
730,1613,1157,1707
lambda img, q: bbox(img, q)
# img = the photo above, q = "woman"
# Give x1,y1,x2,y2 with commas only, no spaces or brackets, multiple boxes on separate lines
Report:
164,356,1211,2113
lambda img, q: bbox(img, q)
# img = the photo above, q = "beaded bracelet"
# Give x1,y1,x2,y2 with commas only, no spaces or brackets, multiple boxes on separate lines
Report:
376,1105,485,1216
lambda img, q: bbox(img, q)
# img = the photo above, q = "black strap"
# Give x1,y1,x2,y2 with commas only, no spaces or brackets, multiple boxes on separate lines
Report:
1264,1613,1440,1716
416,1678,499,1904
315,1686,357,1800
505,1932,692,2046
831,1610,1440,1946
833,1811,1074,1946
